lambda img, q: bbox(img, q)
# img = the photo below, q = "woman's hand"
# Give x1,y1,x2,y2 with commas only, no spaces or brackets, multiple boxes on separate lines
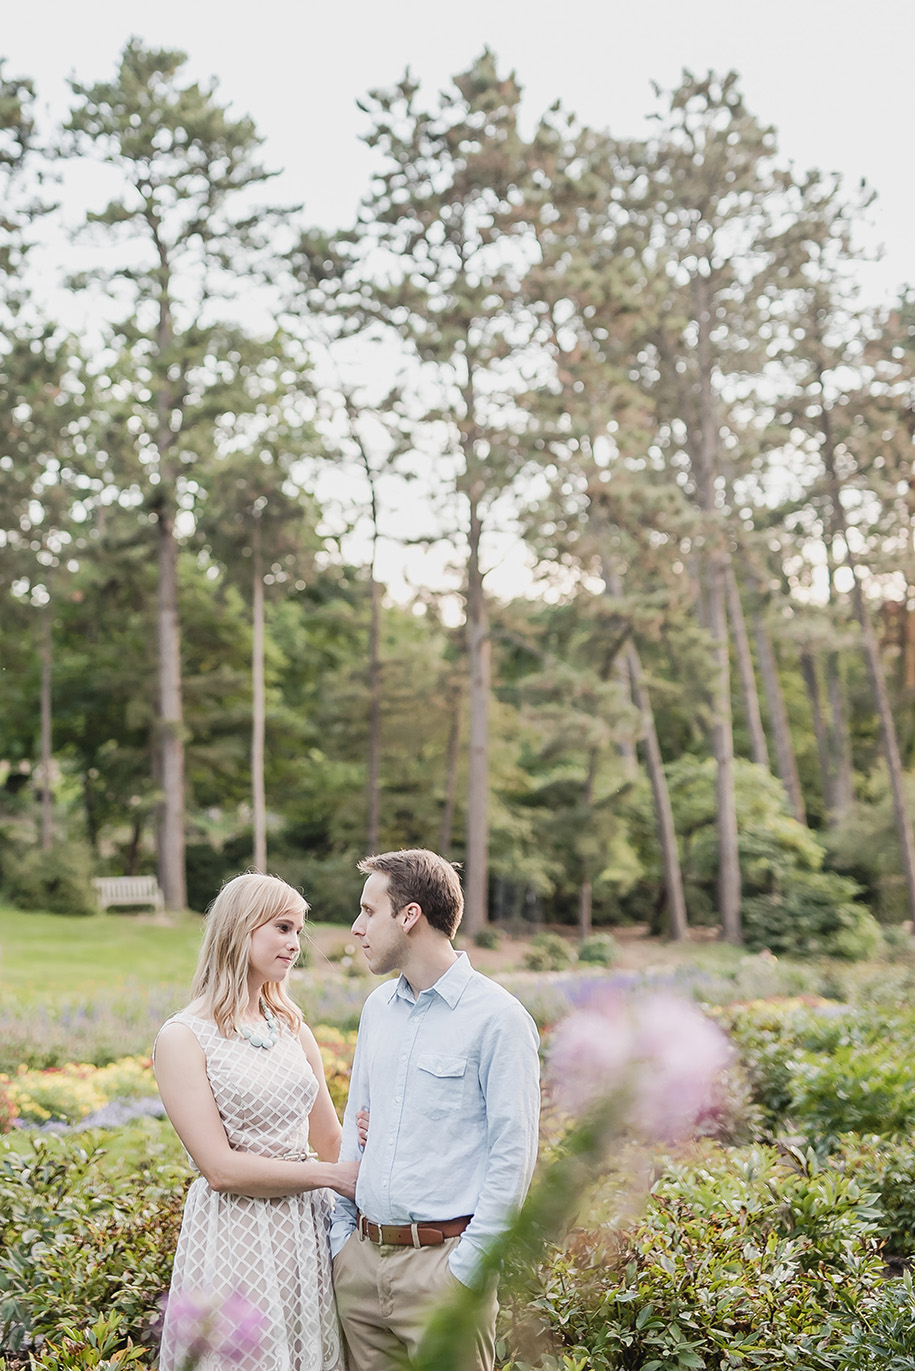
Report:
356,1108,369,1149
328,1159,360,1201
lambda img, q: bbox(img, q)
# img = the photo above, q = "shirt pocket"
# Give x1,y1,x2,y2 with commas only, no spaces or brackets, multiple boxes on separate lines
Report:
414,1053,467,1120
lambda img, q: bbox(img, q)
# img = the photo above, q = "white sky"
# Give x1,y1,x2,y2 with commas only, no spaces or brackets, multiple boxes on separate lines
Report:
4,0,911,303
3,0,912,604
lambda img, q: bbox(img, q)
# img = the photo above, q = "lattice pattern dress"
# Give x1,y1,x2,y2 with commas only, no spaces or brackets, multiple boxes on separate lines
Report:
157,1012,345,1371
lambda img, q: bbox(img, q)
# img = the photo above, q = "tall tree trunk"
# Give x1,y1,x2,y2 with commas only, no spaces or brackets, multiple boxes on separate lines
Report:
578,749,598,939
125,815,144,877
251,509,267,874
156,505,187,910
39,599,53,852
799,648,837,816
613,658,639,777
344,392,384,854
464,485,490,934
154,284,186,909
725,564,768,768
751,601,806,824
822,528,856,819
624,639,689,941
604,561,689,940
694,278,741,942
708,556,742,941
820,395,915,921
439,683,461,857
366,569,381,854
825,650,855,818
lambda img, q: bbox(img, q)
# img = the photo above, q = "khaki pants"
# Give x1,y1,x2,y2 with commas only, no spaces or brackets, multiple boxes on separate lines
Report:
332,1231,498,1371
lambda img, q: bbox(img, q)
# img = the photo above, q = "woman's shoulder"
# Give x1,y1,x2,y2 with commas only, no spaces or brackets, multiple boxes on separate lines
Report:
155,1003,218,1050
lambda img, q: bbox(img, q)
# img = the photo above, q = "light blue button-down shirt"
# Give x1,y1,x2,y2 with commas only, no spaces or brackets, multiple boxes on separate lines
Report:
329,952,541,1287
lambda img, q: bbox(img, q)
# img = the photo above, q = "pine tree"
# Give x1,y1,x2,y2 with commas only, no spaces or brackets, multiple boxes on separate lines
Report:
63,40,298,906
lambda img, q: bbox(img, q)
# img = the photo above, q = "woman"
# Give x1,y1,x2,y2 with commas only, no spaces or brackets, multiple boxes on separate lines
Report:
154,872,358,1371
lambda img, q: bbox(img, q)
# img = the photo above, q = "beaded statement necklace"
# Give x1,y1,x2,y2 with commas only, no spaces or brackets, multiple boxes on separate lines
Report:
238,997,279,1050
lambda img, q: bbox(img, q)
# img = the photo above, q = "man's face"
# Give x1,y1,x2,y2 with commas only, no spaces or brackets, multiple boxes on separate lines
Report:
352,871,409,976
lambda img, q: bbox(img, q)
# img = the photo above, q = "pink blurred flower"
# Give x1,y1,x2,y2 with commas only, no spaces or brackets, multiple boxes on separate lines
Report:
547,992,732,1143
213,1290,268,1361
162,1287,266,1367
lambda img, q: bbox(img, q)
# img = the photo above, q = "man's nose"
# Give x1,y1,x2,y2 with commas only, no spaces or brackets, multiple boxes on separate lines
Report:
351,913,364,936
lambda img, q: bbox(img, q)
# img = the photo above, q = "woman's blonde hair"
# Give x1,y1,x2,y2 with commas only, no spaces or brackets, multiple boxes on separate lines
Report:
190,872,308,1038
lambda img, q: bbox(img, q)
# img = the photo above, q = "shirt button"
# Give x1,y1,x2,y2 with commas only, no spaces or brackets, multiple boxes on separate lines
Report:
400,1055,407,1062
395,1095,402,1103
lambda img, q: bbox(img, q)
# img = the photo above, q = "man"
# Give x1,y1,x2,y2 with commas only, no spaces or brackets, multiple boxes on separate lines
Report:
330,848,541,1371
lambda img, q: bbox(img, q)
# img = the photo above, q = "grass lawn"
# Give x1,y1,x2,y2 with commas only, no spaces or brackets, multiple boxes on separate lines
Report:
0,905,207,995
0,905,356,997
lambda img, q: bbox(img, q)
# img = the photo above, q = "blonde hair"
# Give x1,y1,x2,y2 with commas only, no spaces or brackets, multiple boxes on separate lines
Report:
191,872,308,1038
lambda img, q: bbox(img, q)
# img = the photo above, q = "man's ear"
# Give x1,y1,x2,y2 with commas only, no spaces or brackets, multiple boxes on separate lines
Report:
401,902,422,931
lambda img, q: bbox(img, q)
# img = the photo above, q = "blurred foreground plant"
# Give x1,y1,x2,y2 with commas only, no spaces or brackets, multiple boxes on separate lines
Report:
412,992,732,1371
158,1289,266,1369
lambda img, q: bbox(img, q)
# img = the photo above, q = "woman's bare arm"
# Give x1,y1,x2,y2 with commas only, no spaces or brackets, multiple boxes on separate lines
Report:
154,1021,358,1199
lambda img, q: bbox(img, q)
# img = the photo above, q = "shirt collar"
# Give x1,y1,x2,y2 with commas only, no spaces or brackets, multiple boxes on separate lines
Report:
388,950,473,1007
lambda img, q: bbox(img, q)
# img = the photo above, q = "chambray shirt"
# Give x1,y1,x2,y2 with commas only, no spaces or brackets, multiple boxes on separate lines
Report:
329,952,541,1287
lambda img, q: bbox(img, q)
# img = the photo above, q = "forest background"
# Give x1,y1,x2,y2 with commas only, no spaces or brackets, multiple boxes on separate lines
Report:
2,11,915,954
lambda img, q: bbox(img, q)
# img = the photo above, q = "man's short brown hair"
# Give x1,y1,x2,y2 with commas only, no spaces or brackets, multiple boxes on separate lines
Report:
357,848,464,939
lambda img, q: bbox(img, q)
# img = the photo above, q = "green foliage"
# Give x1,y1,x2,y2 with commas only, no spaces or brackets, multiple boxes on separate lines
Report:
3,840,96,915
523,932,572,972
834,1135,915,1257
474,926,502,950
722,1001,915,1147
742,870,881,960
659,758,880,958
831,1270,915,1368
499,1142,887,1371
0,1134,184,1355
576,933,619,966
26,1310,150,1369
789,1043,915,1146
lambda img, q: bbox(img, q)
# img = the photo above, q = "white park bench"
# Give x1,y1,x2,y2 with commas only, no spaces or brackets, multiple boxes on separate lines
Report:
93,875,165,912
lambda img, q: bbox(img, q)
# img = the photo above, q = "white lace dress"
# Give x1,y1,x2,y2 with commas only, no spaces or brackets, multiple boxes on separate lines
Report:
157,1012,345,1371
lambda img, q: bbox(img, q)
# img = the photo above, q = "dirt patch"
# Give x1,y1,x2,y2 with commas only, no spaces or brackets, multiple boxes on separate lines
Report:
303,921,717,978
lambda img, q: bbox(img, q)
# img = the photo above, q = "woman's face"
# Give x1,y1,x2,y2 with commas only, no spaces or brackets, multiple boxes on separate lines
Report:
247,907,304,983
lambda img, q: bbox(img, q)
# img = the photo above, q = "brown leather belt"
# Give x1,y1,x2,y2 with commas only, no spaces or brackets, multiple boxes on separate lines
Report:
356,1210,472,1248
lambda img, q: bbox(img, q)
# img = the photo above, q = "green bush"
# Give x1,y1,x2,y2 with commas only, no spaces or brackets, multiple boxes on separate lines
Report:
501,1143,886,1371
4,841,97,916
576,933,619,966
741,870,882,961
831,1270,915,1368
834,1135,915,1258
0,1134,185,1356
723,1002,915,1150
26,1310,151,1368
788,1043,915,1147
474,927,502,950
522,932,571,972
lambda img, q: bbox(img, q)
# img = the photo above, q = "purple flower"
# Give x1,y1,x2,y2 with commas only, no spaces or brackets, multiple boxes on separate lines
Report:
547,991,732,1143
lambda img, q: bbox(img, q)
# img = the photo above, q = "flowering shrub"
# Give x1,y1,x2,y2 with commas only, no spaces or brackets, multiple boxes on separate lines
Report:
8,1056,156,1125
0,1076,18,1133
314,1024,356,1112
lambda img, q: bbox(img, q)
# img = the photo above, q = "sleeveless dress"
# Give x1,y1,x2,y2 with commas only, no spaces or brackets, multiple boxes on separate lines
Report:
156,1011,345,1371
